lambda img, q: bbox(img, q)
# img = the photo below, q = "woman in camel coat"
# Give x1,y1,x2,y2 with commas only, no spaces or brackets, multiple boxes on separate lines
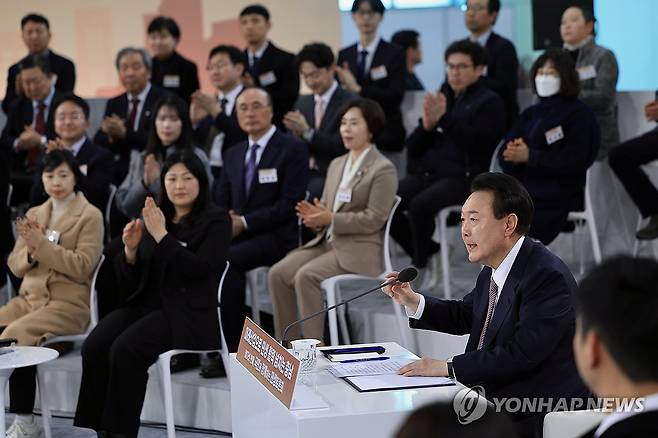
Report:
3,149,103,435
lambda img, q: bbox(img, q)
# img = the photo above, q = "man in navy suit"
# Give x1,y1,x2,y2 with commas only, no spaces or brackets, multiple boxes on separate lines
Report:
93,47,168,184
575,256,658,438
3,13,75,115
336,0,406,153
0,55,60,205
239,4,299,128
462,0,519,128
283,42,357,200
29,94,114,213
191,44,247,179
214,87,309,352
384,172,588,437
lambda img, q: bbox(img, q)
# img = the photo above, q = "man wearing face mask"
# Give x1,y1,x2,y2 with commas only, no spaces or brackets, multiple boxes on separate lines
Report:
498,49,599,245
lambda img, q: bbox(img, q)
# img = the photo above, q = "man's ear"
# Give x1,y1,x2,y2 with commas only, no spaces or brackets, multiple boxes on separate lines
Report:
585,330,603,370
504,213,518,237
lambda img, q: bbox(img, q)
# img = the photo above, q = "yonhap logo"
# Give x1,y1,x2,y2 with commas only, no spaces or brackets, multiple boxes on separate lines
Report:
453,385,488,424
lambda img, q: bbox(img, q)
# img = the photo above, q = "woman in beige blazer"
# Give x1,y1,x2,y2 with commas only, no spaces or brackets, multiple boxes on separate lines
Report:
268,98,398,342
4,149,103,436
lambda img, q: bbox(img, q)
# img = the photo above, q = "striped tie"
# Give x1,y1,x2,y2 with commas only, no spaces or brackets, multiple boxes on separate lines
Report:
477,278,498,349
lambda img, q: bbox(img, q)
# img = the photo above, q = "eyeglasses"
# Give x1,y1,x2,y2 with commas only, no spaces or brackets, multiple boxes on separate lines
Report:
207,62,229,72
55,112,85,122
462,3,487,12
446,63,474,72
354,9,379,18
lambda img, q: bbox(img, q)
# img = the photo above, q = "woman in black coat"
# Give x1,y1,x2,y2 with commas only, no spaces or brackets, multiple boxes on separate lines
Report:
74,150,231,438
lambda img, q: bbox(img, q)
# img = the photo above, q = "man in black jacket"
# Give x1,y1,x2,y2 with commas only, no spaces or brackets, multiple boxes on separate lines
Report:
391,40,506,270
239,4,299,128
337,0,406,154
3,13,75,115
463,0,519,128
575,256,658,438
93,47,168,184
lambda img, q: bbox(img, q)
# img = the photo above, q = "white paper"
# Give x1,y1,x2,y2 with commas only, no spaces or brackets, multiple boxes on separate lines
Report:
346,374,454,392
327,352,381,362
328,358,413,378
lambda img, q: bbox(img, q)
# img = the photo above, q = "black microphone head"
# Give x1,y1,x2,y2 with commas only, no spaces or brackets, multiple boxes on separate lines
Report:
397,267,418,283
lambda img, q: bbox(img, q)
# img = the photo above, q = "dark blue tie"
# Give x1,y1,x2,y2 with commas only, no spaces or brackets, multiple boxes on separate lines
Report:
356,49,368,82
244,144,260,196
250,55,260,78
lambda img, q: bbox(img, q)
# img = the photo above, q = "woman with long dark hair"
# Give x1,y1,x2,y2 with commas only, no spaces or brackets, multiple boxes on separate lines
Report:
115,94,213,219
74,151,231,437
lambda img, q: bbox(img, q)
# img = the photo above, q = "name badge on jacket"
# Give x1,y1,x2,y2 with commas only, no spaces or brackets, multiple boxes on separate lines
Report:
545,126,565,145
337,188,352,203
259,71,277,87
163,75,181,88
577,65,597,81
370,65,388,81
79,164,88,176
258,168,278,184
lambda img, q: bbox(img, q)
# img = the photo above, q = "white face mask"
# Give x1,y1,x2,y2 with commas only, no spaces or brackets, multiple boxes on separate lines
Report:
535,74,561,97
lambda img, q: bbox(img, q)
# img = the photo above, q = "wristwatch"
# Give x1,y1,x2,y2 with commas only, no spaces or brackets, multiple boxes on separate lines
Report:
447,360,455,379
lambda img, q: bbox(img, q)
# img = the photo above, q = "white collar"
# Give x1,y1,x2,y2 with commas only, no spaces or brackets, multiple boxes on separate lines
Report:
33,86,56,109
219,83,244,104
347,146,371,173
249,125,276,148
129,82,152,103
491,236,525,292
249,41,269,59
67,136,87,156
595,393,658,437
357,34,380,55
315,80,338,105
470,29,492,46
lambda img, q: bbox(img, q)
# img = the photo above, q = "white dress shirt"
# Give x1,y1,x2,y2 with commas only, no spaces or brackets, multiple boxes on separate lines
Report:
240,125,277,230
315,80,338,111
357,35,381,75
69,136,87,156
31,86,56,125
209,83,244,167
407,236,526,319
594,393,658,437
470,29,492,47
248,41,269,69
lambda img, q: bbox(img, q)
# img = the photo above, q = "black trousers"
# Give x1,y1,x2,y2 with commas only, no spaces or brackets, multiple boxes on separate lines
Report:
609,128,658,218
221,232,290,352
74,307,173,437
390,175,470,268
8,366,36,414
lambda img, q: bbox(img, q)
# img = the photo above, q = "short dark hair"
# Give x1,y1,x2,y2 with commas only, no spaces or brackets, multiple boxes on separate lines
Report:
351,0,386,15
470,172,534,236
21,13,49,30
159,150,211,228
296,43,335,70
391,30,420,50
115,47,152,71
487,0,501,15
52,93,90,120
146,95,193,156
530,49,580,98
147,16,181,41
42,149,83,192
340,98,386,142
395,401,519,438
577,255,658,382
19,54,53,77
208,44,247,68
444,40,487,67
240,4,270,21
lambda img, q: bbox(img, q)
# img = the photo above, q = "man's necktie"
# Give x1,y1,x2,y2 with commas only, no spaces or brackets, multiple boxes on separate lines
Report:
220,97,228,114
250,56,260,79
356,49,368,82
26,102,46,169
477,278,499,349
244,143,260,196
314,97,325,129
127,97,140,131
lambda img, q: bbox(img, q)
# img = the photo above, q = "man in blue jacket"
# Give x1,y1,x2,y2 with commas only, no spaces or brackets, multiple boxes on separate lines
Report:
384,172,589,437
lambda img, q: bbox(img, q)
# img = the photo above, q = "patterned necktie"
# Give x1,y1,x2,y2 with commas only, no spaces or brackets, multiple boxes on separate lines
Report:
477,278,499,349
127,97,140,131
220,97,228,114
26,102,46,169
356,49,368,82
314,97,325,129
244,143,260,196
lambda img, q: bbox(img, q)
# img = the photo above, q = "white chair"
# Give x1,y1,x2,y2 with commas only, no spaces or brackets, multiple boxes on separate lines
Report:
566,169,602,274
155,261,231,438
632,214,658,258
543,410,607,438
5,183,12,207
104,184,117,243
245,266,269,326
319,196,413,349
37,254,105,438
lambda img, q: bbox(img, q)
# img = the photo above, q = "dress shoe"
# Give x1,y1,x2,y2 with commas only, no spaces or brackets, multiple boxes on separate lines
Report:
636,215,658,240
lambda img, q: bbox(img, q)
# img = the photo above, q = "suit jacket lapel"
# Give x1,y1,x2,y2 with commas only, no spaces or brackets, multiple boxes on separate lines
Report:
48,192,86,236
334,147,377,212
245,130,280,201
138,88,154,131
320,87,343,131
324,154,347,210
75,138,93,165
482,238,533,348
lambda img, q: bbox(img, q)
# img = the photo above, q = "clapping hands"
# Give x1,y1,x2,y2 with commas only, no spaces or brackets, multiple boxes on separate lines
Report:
296,198,332,229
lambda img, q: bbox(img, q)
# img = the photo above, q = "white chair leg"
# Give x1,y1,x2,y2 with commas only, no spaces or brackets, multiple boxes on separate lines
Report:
36,367,52,438
324,283,340,346
246,271,261,326
335,287,352,345
439,211,452,299
586,216,602,265
158,356,177,438
633,214,643,256
392,300,415,352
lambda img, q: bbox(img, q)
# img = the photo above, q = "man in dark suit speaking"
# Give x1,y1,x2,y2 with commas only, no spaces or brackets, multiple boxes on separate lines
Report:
384,172,588,436
575,256,658,438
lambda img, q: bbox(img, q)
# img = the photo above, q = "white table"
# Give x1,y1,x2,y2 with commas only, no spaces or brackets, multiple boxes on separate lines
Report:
0,346,59,433
230,342,463,438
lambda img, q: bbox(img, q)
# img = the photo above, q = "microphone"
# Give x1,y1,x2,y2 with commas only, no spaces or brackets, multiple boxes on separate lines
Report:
281,267,418,346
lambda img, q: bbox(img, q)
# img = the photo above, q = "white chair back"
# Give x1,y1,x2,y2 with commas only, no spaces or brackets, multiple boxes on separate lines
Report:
543,410,607,438
216,261,231,376
383,196,402,273
104,184,117,241
6,184,12,207
489,140,505,173
87,254,105,332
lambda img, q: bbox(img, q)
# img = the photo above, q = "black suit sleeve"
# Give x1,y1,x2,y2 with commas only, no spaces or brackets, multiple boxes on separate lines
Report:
360,48,405,112
82,149,115,210
2,67,18,115
213,162,232,209
271,51,300,117
411,291,474,335
482,39,518,110
93,101,115,150
57,58,76,93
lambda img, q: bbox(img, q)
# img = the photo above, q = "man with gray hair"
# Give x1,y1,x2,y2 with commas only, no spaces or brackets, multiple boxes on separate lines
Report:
94,47,169,185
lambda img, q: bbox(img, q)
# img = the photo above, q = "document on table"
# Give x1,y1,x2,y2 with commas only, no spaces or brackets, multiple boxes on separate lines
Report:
345,374,455,392
328,357,414,378
327,352,381,362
